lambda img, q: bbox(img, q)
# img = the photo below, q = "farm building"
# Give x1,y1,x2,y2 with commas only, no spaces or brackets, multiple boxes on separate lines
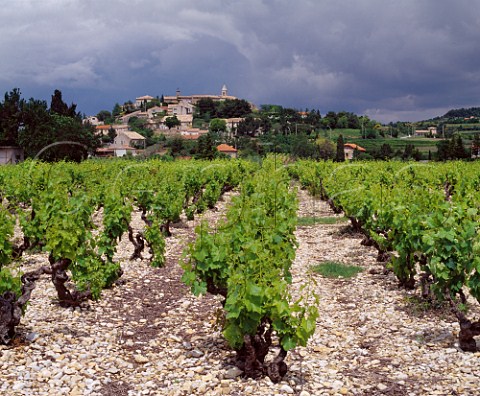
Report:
344,143,366,160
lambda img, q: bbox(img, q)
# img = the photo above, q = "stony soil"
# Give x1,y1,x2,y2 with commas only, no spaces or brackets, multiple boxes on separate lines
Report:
1,188,479,396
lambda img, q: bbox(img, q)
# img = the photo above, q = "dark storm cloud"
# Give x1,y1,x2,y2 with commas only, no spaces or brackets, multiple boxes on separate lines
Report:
0,0,479,122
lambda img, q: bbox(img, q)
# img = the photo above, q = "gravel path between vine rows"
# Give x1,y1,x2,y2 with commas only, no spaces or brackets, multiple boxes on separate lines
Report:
1,187,479,396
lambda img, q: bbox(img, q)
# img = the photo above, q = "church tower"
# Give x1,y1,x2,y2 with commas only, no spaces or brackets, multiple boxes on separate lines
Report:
221,84,228,97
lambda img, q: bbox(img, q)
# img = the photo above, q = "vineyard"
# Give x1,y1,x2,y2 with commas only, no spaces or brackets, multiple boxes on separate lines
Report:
0,157,479,395
290,159,480,350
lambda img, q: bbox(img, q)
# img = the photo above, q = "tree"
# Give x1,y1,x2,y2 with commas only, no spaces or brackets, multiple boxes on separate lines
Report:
209,118,227,135
128,116,148,132
123,101,135,114
412,148,422,161
48,114,100,161
402,144,415,160
195,133,218,160
195,98,216,120
17,98,52,156
322,111,337,129
195,98,252,121
305,109,322,129
0,88,23,145
436,139,451,161
347,113,360,129
50,89,77,117
451,134,468,159
165,115,181,130
379,143,393,160
436,134,469,160
237,116,262,137
112,103,122,117
101,127,117,144
19,110,100,161
96,110,112,123
365,128,377,139
257,113,272,135
216,99,251,118
237,137,263,158
166,136,186,157
260,104,282,114
13,89,101,160
358,115,371,138
336,114,348,129
315,137,336,160
335,134,345,162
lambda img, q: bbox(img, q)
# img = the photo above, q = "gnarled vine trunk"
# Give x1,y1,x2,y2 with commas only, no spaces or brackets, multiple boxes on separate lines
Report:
12,235,31,259
235,319,288,383
128,225,145,260
447,292,480,352
49,256,91,307
327,198,343,214
0,265,50,344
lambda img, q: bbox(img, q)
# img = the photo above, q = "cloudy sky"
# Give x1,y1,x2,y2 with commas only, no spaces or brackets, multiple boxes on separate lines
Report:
1,0,479,123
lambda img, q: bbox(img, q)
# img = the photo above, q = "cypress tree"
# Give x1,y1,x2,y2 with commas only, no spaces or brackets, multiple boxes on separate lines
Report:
336,134,345,162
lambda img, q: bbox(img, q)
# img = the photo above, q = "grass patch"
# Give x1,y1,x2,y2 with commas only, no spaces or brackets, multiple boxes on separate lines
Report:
297,216,348,226
312,261,363,279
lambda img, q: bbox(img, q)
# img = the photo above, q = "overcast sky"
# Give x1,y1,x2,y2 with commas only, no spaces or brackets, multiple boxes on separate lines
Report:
1,0,479,123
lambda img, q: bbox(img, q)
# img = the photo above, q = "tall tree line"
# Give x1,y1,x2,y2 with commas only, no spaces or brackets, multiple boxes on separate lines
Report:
0,88,100,161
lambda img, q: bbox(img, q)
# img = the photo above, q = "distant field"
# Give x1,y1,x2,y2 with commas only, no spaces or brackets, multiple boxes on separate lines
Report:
325,128,362,139
446,123,480,129
347,137,439,153
319,125,478,156
455,131,480,139
317,127,442,154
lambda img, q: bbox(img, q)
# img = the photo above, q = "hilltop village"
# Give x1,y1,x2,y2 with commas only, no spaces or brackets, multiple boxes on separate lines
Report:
84,85,243,158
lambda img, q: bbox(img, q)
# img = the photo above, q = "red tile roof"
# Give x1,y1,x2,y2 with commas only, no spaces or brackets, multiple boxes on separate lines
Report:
216,144,237,152
344,143,366,152
181,134,200,140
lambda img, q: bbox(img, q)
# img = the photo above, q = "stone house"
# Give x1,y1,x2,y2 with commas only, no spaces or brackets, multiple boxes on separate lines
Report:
156,114,194,133
167,100,195,116
114,130,146,148
135,95,155,109
0,146,24,164
83,116,103,126
217,143,238,158
414,127,437,137
344,143,366,160
147,106,167,118
96,124,130,134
